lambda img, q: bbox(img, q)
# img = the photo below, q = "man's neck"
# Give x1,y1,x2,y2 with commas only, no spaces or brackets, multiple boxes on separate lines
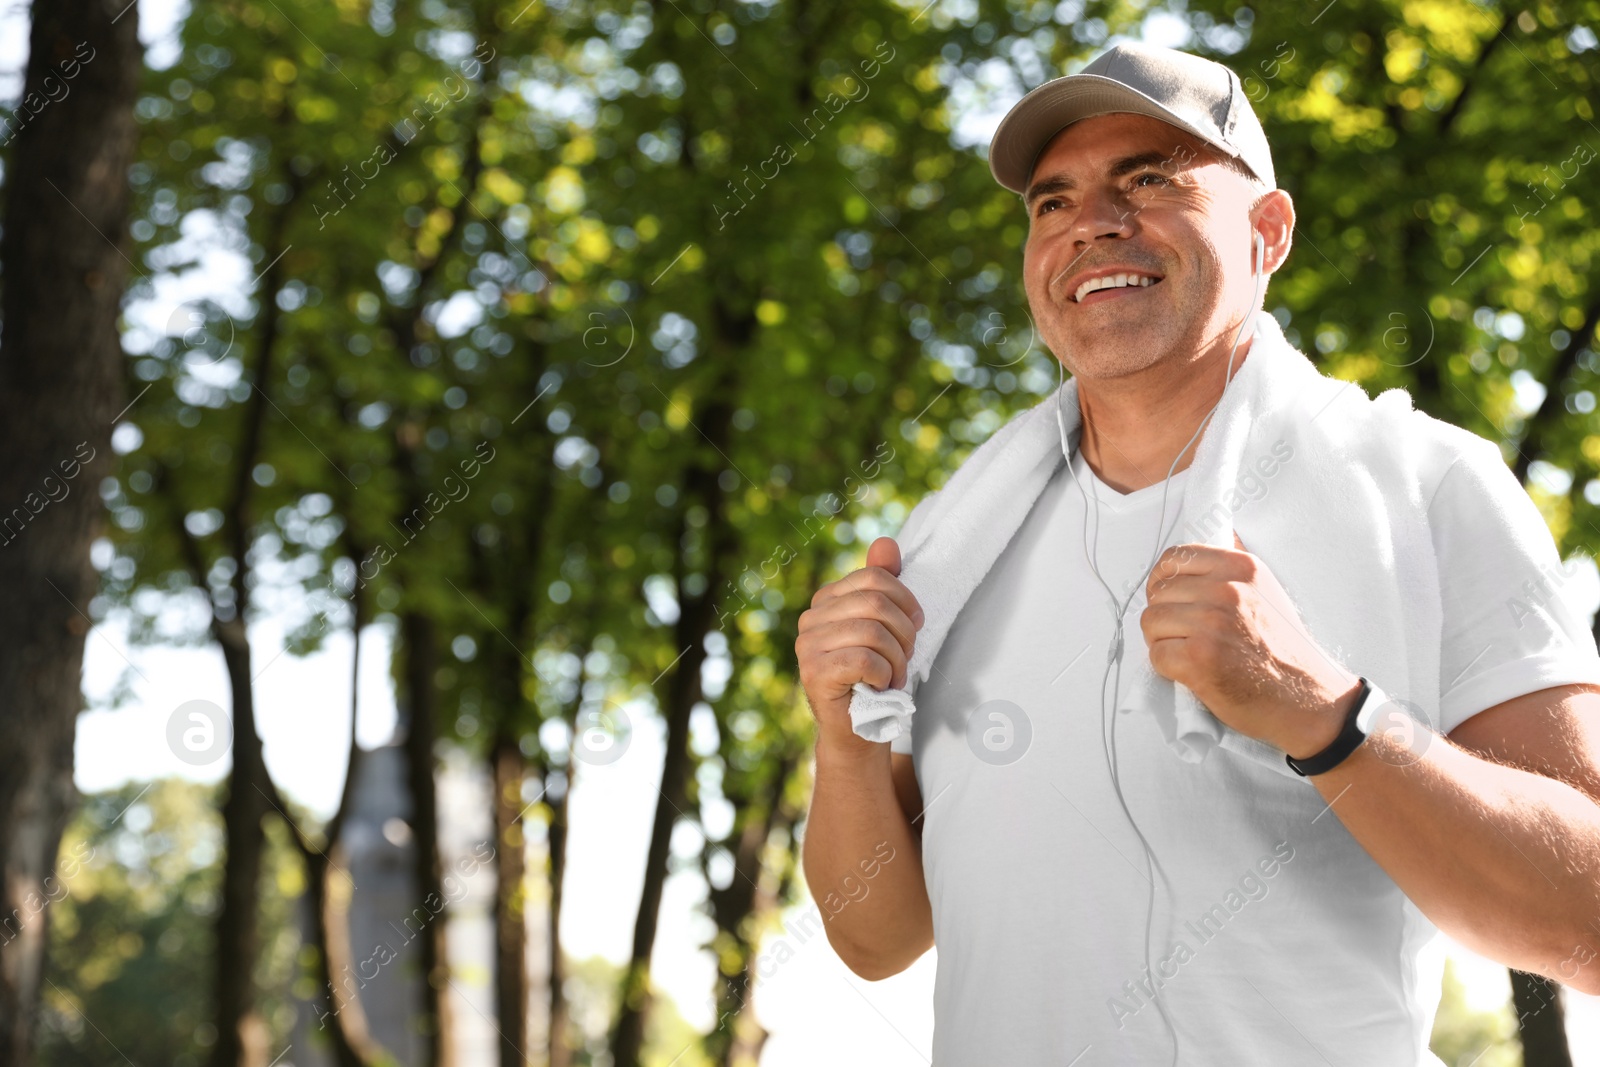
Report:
1075,335,1253,494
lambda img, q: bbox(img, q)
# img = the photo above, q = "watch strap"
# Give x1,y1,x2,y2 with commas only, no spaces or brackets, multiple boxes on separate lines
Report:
1285,677,1375,777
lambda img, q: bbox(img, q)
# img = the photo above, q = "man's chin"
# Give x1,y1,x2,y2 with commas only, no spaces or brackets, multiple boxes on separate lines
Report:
1050,328,1173,380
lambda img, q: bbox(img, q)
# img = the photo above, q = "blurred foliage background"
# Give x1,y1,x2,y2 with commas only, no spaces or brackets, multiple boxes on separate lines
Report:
2,0,1599,1064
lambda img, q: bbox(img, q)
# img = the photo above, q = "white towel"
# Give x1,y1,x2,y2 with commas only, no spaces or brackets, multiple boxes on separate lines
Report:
849,311,1467,781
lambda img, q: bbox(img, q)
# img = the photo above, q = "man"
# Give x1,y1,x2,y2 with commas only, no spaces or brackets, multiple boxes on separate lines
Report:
795,42,1600,1065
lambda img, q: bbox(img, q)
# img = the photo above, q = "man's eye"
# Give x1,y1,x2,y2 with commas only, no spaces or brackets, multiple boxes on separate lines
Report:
1133,172,1171,188
1036,198,1063,216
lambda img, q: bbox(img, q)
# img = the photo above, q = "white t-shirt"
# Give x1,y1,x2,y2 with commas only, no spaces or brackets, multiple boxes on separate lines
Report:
891,440,1600,1065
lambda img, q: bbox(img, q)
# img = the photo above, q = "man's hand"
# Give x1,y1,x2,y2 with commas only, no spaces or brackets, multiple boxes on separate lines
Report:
1139,531,1362,758
797,536,925,750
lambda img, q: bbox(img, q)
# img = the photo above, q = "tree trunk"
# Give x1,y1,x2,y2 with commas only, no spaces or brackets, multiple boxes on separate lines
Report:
492,733,528,1067
212,625,272,1067
305,841,387,1067
545,642,586,1067
546,775,572,1067
1511,970,1572,1067
1510,299,1600,484
708,752,799,1067
156,97,296,1065
468,398,549,1067
607,527,712,1067
401,610,454,1067
297,582,389,1066
373,29,497,1066
0,0,139,1060
610,354,743,1066
199,179,294,1067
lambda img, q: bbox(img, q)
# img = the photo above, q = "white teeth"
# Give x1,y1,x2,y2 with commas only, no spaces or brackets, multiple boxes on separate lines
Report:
1074,272,1159,303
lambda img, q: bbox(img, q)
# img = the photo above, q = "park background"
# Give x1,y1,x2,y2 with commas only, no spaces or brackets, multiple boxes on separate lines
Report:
3,0,1600,1064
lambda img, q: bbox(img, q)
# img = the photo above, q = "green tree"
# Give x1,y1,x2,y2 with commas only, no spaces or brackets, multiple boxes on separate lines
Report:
59,0,1600,1064
1430,958,1521,1067
37,779,299,1067
0,1,141,1058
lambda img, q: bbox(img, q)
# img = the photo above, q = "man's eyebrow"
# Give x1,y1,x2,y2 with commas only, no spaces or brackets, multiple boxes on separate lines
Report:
1023,149,1192,208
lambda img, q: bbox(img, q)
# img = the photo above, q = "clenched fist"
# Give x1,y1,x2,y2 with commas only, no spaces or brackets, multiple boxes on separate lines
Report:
1140,530,1361,759
797,536,925,750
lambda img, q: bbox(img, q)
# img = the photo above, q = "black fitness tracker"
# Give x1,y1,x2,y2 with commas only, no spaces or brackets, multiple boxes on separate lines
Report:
1285,677,1376,777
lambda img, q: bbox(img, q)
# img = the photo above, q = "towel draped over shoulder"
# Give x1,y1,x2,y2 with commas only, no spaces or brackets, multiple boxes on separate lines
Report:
848,312,1487,781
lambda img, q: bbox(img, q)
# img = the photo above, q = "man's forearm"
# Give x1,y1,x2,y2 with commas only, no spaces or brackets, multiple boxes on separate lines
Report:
1307,722,1600,991
803,733,933,980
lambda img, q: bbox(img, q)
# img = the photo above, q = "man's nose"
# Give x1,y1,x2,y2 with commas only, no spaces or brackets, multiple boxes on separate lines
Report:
1068,183,1136,249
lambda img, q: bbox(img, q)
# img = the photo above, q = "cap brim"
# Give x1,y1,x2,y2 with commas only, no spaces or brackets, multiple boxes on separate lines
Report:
988,74,1237,195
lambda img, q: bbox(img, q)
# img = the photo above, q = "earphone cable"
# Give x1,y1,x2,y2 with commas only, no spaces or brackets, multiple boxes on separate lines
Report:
1051,233,1267,1065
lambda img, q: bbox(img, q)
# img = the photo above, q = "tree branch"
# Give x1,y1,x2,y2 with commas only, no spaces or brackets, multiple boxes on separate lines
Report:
1513,291,1600,484
1437,8,1515,140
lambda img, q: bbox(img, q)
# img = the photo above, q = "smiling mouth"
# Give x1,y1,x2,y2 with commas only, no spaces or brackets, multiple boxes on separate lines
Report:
1072,274,1165,304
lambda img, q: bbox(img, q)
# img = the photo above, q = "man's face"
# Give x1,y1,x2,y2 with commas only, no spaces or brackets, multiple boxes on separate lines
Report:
1021,112,1261,382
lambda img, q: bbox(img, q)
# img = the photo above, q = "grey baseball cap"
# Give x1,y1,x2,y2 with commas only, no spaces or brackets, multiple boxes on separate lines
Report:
989,42,1275,195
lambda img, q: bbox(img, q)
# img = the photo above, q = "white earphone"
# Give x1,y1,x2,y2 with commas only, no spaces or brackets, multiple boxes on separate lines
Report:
1051,225,1268,1065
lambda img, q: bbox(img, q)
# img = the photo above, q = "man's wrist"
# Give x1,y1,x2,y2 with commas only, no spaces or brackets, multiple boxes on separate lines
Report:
1281,676,1366,761
815,718,890,768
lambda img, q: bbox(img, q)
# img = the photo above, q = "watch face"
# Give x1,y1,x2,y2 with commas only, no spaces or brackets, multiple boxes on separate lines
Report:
1354,683,1385,735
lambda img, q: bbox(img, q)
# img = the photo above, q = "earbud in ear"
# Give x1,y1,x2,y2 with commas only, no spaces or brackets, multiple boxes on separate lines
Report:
1252,231,1265,277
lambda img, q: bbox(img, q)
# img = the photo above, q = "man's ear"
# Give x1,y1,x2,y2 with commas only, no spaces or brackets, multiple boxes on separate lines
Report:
1251,188,1295,275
